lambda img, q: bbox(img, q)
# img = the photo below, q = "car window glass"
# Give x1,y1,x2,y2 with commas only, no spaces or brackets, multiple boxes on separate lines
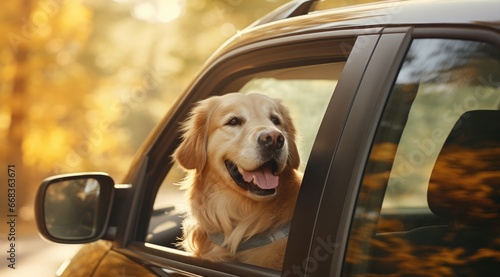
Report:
343,38,500,276
146,62,345,259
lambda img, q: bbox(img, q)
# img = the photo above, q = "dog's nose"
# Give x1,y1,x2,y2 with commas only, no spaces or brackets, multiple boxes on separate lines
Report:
258,130,284,150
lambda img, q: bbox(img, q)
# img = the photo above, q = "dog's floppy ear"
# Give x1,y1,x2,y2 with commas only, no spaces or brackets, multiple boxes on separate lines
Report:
173,98,214,171
278,101,301,170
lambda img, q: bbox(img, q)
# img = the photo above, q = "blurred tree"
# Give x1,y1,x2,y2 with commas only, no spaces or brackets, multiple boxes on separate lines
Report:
1,0,32,222
82,0,289,150
1,0,107,221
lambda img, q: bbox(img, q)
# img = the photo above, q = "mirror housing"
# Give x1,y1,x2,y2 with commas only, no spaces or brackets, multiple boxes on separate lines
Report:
35,172,115,244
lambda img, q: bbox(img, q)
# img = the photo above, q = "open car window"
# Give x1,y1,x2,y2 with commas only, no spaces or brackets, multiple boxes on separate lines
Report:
343,38,500,275
145,61,345,266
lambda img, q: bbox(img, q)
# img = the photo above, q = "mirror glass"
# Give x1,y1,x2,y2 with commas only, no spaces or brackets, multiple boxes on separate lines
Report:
44,178,101,240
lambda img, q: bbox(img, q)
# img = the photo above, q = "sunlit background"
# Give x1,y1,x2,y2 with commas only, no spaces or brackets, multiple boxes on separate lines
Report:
0,0,374,275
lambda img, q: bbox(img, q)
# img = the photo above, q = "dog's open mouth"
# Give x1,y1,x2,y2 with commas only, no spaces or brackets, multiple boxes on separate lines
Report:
225,160,279,196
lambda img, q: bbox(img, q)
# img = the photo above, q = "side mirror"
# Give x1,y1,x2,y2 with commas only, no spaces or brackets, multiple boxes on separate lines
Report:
35,172,115,243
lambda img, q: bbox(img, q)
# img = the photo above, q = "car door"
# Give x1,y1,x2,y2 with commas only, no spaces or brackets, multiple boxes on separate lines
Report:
108,30,382,276
328,27,500,277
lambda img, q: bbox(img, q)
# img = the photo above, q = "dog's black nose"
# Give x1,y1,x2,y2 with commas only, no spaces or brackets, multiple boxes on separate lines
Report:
258,130,284,150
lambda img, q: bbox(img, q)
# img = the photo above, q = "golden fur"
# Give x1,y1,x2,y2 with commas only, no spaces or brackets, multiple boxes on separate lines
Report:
174,93,302,270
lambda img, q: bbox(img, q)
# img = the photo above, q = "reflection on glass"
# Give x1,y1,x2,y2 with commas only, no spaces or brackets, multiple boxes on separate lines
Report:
344,39,500,276
44,178,100,239
385,39,500,209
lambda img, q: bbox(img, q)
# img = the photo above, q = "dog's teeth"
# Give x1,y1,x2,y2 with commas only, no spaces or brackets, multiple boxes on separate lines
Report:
241,169,254,183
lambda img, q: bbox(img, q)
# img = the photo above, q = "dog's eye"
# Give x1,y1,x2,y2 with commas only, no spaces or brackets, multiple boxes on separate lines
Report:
226,117,241,126
270,115,281,125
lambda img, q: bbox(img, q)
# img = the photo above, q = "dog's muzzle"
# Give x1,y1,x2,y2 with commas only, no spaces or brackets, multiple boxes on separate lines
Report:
225,160,279,196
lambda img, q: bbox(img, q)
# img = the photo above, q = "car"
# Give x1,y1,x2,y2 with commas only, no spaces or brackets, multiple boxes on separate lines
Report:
35,0,500,276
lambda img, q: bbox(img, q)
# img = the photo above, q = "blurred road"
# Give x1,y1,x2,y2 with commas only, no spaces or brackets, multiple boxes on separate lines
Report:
1,235,81,277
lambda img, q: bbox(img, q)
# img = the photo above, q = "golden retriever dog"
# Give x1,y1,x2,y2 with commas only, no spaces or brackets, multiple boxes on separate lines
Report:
174,93,302,270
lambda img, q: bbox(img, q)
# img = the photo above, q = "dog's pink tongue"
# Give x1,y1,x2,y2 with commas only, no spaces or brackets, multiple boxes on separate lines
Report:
241,166,279,189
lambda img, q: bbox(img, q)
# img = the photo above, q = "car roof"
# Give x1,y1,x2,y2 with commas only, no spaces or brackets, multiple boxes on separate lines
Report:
218,0,500,53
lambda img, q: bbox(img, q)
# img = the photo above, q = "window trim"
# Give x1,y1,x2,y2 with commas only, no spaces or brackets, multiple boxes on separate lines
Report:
122,32,365,277
133,35,355,243
412,26,500,45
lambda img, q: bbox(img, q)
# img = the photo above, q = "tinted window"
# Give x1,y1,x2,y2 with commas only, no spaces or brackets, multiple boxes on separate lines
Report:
344,39,500,276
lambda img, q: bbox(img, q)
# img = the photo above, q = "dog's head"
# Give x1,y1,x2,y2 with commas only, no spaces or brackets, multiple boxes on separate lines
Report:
174,93,300,199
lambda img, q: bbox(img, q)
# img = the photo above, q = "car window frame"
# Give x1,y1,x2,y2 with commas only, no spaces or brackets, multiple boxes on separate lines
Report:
114,30,381,277
335,26,500,277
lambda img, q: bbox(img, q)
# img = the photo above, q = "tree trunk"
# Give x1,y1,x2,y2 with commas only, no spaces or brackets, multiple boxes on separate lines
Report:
6,0,32,222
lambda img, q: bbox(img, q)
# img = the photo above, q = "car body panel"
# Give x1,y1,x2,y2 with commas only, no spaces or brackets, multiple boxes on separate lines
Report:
59,241,111,277
94,250,157,277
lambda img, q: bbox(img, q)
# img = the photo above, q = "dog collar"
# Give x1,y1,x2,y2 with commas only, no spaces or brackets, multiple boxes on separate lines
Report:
208,222,291,252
